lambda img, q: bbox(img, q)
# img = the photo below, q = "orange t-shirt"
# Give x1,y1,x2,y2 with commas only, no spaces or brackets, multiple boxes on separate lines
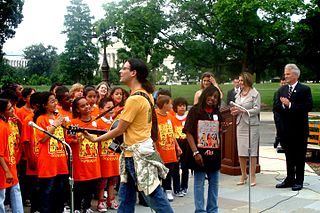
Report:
57,108,73,124
171,112,188,140
16,106,33,123
96,117,120,178
68,118,101,181
91,105,100,117
22,114,39,176
8,118,22,163
155,112,177,164
0,120,19,189
35,114,69,178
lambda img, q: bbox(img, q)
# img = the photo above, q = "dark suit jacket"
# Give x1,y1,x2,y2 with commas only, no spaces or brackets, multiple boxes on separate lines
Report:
274,82,313,145
226,88,237,105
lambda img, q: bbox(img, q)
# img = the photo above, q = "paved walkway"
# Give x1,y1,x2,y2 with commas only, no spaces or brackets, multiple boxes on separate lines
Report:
103,112,320,213
24,112,320,213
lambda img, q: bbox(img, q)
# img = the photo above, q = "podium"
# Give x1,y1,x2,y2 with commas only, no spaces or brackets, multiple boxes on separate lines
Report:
220,107,260,175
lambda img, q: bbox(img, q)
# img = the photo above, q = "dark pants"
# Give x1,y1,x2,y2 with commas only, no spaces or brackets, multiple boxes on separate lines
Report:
74,179,99,211
27,175,40,213
283,136,308,185
38,174,68,213
173,139,189,191
163,162,180,192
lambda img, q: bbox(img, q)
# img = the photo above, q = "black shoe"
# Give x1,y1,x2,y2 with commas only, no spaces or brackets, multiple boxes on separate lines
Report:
276,147,285,153
292,184,303,191
275,181,294,188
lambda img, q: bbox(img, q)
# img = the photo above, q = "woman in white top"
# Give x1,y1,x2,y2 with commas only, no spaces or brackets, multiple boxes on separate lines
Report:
194,72,223,105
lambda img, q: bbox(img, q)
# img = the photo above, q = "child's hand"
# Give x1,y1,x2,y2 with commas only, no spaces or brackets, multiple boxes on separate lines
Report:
83,131,96,142
176,146,183,157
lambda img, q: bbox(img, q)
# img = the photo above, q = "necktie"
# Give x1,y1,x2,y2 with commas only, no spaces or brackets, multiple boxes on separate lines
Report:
288,85,293,99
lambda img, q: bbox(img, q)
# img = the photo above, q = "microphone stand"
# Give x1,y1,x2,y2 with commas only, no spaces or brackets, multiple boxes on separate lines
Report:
231,102,251,213
34,127,74,213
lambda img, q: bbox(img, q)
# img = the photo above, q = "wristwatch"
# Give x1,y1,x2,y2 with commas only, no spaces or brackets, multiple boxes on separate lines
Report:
193,150,199,157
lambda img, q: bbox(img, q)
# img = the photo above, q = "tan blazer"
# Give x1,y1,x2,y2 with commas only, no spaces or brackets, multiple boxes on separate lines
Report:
235,87,261,126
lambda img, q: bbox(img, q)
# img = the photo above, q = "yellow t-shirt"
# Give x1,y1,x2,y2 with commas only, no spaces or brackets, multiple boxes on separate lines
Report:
120,90,153,157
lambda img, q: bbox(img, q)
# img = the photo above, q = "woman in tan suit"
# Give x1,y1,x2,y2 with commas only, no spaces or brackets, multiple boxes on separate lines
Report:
230,72,261,186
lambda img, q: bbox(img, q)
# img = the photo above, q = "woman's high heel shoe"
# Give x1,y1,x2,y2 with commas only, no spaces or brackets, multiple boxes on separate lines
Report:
237,176,248,185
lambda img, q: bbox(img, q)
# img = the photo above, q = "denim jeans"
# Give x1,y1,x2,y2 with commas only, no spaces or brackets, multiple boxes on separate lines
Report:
194,170,219,213
118,157,174,213
38,174,68,213
0,183,24,213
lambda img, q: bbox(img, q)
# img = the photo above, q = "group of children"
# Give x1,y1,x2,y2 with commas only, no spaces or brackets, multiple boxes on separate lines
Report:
0,82,192,212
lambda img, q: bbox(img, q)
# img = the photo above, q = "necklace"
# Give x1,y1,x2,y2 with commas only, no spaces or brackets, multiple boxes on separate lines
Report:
241,88,250,97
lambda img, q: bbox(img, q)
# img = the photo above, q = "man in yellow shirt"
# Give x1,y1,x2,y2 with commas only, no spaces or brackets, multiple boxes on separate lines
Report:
85,58,173,213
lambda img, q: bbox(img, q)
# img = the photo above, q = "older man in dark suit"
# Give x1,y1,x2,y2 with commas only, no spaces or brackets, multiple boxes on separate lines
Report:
274,64,313,191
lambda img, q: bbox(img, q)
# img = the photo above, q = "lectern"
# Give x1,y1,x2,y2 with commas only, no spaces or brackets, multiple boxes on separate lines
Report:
220,107,260,175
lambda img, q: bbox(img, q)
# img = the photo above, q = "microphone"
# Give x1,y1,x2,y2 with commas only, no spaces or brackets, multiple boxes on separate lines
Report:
28,121,46,132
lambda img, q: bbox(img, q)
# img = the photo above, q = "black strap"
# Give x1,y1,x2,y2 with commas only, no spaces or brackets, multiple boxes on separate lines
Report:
132,91,154,107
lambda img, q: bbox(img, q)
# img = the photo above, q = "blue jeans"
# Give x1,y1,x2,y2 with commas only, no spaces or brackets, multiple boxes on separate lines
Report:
194,170,219,213
0,183,24,213
118,158,174,213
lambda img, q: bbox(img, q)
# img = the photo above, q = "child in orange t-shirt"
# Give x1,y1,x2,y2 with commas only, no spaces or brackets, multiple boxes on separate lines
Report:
96,97,120,211
55,85,73,123
20,92,42,212
109,87,126,119
84,86,100,117
171,97,189,195
34,92,69,213
155,95,182,201
0,98,24,212
68,96,101,212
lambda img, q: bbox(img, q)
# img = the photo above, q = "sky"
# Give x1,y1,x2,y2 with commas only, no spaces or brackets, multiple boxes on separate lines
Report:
3,0,111,55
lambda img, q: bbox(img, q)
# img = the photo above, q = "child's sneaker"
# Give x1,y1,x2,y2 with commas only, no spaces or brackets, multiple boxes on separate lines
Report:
166,190,174,202
173,191,184,197
86,208,95,213
181,188,188,195
107,199,119,210
97,201,108,212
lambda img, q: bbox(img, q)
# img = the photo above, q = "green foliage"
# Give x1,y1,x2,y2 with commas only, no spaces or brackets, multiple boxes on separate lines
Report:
0,0,24,57
26,74,51,85
23,43,58,77
168,0,308,82
98,0,171,82
60,0,99,84
0,60,25,84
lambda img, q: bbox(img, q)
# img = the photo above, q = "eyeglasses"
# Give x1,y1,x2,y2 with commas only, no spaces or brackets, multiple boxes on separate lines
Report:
121,67,130,71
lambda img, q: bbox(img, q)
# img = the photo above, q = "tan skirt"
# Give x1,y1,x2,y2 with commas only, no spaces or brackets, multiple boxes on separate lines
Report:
236,121,259,157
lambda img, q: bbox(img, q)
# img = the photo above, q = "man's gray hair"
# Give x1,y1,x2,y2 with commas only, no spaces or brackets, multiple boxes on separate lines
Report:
285,64,300,78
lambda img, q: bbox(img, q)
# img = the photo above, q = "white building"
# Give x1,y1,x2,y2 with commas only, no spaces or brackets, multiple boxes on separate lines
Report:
3,54,28,68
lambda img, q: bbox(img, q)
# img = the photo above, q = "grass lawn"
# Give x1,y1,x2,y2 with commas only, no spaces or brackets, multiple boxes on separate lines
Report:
25,82,320,111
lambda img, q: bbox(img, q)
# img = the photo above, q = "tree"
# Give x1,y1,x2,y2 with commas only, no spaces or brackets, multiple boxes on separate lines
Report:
0,0,24,59
99,0,171,80
23,43,58,77
60,0,99,84
0,59,25,84
168,0,308,82
297,0,320,82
